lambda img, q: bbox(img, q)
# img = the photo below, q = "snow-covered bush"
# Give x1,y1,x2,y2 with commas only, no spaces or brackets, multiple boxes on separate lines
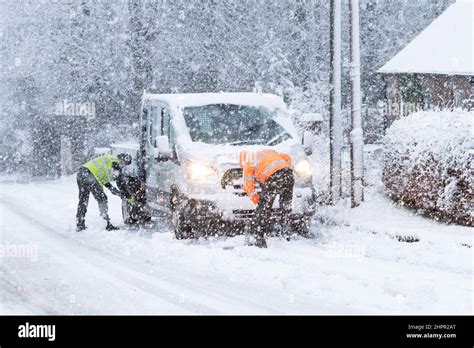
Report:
382,110,473,226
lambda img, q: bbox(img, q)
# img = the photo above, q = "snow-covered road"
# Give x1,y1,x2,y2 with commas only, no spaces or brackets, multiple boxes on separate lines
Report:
0,176,472,314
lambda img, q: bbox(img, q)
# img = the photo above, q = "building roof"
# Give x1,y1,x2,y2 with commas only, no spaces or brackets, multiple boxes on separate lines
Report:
378,0,474,76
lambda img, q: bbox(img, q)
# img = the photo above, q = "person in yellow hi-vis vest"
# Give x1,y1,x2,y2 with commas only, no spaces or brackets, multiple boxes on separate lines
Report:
76,153,132,232
240,149,293,248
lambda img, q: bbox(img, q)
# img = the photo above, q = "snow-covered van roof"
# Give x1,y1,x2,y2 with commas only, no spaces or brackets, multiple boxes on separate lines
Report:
143,92,287,110
378,0,474,76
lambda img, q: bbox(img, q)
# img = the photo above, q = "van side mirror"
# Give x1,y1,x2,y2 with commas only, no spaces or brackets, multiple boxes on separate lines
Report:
302,131,313,156
154,135,171,161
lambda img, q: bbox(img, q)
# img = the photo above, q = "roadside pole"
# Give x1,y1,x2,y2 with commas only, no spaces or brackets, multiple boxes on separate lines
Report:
349,0,364,207
329,0,343,204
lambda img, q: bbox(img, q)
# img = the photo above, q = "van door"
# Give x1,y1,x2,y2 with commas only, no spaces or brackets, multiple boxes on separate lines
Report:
147,103,177,209
145,104,159,191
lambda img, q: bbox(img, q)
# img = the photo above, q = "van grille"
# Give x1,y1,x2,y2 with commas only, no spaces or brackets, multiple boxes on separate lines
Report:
221,168,244,195
221,168,261,196
232,208,286,220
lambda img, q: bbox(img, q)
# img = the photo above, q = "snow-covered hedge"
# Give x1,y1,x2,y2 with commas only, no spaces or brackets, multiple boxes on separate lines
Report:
382,110,473,226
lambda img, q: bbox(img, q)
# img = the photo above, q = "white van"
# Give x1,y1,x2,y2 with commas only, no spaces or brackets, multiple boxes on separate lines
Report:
134,92,315,238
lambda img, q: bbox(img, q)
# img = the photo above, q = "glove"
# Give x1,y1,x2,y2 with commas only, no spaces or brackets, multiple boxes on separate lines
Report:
127,197,136,205
108,186,121,196
250,193,260,205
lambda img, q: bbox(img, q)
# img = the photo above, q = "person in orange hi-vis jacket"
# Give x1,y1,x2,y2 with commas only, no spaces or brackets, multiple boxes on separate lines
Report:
240,149,294,248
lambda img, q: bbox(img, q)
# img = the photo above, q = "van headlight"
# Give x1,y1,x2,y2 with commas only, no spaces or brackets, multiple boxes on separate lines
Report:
294,159,312,177
185,161,217,181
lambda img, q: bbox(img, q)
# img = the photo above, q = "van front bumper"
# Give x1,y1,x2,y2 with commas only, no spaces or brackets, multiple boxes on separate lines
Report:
185,186,315,221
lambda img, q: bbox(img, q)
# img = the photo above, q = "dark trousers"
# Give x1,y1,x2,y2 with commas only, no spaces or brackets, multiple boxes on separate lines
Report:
76,167,109,225
254,168,294,239
116,174,150,226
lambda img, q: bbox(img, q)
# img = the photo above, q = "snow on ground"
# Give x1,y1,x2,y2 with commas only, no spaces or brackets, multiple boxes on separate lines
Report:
0,174,472,314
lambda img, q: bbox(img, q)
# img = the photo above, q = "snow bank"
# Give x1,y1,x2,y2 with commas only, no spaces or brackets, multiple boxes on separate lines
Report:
382,109,473,226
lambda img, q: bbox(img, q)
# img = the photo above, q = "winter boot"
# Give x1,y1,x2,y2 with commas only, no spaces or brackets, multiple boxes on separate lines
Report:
76,217,87,232
254,237,267,248
76,223,87,232
106,221,120,231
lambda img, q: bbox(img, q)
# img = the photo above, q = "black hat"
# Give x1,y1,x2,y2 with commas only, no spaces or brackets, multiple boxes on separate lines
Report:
117,153,132,165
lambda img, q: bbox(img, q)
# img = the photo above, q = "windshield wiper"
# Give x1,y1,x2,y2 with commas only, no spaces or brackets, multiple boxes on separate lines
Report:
266,132,290,146
229,139,265,146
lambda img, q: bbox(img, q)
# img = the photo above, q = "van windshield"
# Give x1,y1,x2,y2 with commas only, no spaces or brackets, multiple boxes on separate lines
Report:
183,104,291,145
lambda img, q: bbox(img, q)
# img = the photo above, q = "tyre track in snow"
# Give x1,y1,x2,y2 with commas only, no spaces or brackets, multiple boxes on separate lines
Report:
1,202,217,314
0,269,49,314
0,195,299,314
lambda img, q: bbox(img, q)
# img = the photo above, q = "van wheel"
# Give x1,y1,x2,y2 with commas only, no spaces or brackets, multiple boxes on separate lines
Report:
173,205,195,239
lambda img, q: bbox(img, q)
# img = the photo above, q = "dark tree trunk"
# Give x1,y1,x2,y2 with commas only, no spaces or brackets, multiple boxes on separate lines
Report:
128,0,154,119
